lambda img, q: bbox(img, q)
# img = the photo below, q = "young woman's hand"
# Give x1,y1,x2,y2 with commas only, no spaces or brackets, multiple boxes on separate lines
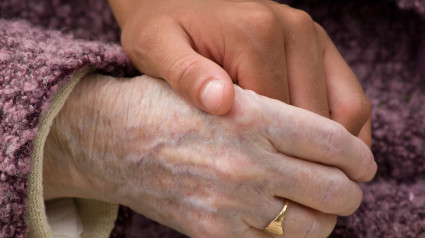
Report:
43,74,376,237
108,0,372,145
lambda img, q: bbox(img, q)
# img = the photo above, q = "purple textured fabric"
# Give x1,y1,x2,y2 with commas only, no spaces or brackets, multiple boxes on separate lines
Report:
1,0,424,237
0,10,134,238
393,0,425,16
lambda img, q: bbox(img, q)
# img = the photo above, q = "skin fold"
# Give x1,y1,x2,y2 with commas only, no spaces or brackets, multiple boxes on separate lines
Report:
43,74,376,238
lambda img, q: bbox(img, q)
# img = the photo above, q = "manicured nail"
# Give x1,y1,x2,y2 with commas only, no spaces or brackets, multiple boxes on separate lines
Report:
200,80,224,112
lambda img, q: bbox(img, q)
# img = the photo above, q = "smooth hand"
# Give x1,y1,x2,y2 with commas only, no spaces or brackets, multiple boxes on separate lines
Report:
43,74,376,238
108,0,372,145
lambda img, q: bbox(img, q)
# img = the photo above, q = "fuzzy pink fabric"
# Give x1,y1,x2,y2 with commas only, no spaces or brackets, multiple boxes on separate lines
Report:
1,0,424,237
0,17,134,238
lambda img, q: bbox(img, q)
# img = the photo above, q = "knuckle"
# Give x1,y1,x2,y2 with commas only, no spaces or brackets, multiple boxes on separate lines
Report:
313,22,329,48
313,22,326,34
287,9,315,32
322,123,345,158
231,88,262,126
338,95,372,123
313,22,328,39
321,170,349,212
166,54,202,91
238,3,278,38
321,170,362,215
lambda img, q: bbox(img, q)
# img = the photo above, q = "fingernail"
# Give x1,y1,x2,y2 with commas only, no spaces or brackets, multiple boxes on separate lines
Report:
200,80,224,112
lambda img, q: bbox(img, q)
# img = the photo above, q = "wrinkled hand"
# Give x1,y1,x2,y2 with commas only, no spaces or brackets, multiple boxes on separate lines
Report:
43,74,376,238
108,0,372,145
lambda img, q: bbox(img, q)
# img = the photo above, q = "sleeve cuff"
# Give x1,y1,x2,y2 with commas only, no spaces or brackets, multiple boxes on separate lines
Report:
26,69,119,238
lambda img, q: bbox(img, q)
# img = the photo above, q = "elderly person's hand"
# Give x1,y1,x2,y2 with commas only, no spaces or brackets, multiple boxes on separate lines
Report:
108,0,372,145
43,74,376,237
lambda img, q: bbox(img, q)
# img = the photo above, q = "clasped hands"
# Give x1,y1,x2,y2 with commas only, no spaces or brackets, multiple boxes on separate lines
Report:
43,0,377,237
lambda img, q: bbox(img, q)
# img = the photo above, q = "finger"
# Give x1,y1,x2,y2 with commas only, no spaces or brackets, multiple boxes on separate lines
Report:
244,199,336,238
255,93,377,182
320,26,371,135
122,17,234,115
358,117,372,147
281,8,330,117
231,42,290,104
225,3,290,103
261,153,364,216
281,202,336,238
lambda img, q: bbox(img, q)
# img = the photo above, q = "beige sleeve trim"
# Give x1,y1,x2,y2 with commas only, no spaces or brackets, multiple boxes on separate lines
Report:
27,69,119,238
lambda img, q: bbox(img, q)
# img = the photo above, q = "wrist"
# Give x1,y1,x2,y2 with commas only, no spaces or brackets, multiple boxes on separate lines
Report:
42,74,119,202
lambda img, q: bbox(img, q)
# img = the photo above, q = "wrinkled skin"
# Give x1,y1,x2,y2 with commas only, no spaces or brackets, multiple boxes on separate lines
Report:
43,74,376,238
108,0,372,145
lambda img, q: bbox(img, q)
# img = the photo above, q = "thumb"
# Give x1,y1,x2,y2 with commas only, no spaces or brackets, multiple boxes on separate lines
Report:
124,20,234,115
165,51,235,115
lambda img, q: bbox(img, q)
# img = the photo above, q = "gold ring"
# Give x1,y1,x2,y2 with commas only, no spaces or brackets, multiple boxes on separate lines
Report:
264,200,289,236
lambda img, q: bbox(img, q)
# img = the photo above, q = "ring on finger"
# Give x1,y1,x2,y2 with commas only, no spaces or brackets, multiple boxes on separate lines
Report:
264,200,289,236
